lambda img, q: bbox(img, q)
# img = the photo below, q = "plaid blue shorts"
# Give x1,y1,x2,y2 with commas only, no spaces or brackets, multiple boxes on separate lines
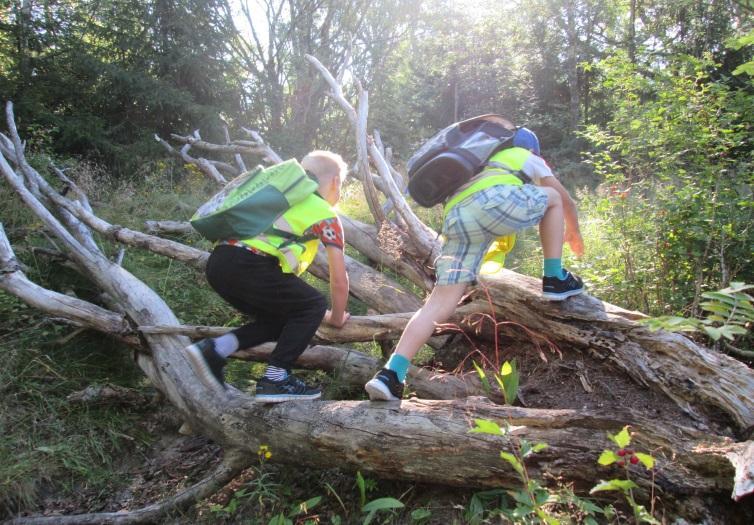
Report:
434,184,548,285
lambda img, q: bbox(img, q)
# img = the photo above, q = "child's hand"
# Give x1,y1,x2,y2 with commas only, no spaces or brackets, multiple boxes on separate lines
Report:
324,309,351,328
565,229,584,257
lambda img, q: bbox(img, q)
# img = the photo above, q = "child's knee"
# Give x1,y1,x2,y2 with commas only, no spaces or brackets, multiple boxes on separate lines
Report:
542,187,562,208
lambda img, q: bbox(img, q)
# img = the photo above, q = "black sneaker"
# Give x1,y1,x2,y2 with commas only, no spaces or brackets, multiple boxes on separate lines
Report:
255,375,321,402
365,368,404,401
542,270,585,301
185,339,227,390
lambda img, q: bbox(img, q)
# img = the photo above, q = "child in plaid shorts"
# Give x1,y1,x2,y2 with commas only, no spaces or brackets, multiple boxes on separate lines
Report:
365,127,585,401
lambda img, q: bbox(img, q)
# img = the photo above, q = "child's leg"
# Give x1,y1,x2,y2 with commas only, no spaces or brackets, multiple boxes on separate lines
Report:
365,283,467,401
381,283,467,384
537,186,564,260
536,187,585,299
394,283,469,364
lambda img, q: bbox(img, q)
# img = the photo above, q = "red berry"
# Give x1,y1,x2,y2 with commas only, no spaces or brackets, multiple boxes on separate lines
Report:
630,456,639,465
617,460,625,467
625,449,634,455
617,449,627,457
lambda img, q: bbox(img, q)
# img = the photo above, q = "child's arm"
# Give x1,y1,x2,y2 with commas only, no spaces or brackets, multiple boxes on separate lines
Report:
539,176,584,256
323,243,350,327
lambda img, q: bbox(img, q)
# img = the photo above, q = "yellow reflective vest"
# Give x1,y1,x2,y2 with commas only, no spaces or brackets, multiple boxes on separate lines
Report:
241,193,337,275
443,146,531,216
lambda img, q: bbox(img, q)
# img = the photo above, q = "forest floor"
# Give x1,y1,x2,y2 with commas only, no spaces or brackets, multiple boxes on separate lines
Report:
9,335,754,525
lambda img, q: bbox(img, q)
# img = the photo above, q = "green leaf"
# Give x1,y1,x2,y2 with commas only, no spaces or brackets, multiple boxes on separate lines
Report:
498,359,519,404
509,489,533,506
472,362,490,395
577,499,605,514
635,504,662,524
523,442,548,458
719,325,749,340
532,443,548,454
703,326,722,340
701,292,740,306
470,418,504,436
411,508,432,522
700,303,732,315
608,426,631,448
590,479,639,494
598,450,619,466
500,451,524,475
356,471,366,507
634,452,655,469
511,504,534,518
292,496,321,516
267,514,291,525
362,497,404,512
534,488,550,505
725,282,754,293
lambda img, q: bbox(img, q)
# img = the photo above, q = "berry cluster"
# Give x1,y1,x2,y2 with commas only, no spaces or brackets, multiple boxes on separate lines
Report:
616,448,639,467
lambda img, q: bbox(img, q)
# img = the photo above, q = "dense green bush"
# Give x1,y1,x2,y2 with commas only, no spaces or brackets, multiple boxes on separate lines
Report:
578,54,754,316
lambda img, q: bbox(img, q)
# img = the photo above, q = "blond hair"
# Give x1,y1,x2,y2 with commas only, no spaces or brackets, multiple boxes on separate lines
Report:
301,150,348,185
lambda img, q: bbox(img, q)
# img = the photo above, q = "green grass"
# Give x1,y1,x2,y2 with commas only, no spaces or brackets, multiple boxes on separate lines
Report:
0,293,152,517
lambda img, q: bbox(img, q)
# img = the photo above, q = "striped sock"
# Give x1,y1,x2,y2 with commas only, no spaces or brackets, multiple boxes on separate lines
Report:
385,353,410,383
263,365,288,382
213,333,239,358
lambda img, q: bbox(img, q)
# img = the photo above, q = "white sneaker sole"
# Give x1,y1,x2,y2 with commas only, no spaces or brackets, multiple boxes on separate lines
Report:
255,392,322,403
365,378,400,401
542,287,585,301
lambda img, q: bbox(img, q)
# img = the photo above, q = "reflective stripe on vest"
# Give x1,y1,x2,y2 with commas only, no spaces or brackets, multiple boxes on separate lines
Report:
443,147,532,217
242,193,337,275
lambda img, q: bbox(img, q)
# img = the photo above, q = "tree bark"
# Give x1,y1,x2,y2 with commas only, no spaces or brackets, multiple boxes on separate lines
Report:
476,271,754,433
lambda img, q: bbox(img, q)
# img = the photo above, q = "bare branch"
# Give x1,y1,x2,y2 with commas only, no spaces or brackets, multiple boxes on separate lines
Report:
0,224,135,343
240,127,284,164
223,124,247,172
154,134,231,185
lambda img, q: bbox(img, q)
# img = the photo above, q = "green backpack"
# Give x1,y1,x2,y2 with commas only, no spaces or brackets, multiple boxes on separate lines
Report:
190,159,319,242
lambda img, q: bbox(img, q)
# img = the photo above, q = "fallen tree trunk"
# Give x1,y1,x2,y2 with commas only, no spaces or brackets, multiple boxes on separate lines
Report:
232,342,501,402
476,272,754,433
218,395,741,499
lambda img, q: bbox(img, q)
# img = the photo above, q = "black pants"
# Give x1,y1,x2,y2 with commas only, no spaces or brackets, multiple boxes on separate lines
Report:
205,244,327,370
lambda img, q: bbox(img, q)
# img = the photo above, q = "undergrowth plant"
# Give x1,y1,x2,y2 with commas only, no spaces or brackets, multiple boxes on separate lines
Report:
641,282,753,356
469,366,662,524
470,361,606,524
0,294,150,518
592,427,659,525
467,302,661,524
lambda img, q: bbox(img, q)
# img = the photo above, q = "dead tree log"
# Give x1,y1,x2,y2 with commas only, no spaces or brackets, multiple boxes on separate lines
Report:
475,272,754,433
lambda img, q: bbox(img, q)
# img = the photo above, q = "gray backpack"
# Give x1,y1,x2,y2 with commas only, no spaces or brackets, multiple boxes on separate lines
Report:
406,114,516,207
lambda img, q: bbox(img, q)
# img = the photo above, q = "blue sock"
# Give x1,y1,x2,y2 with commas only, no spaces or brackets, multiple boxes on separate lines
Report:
543,258,566,279
385,353,410,383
